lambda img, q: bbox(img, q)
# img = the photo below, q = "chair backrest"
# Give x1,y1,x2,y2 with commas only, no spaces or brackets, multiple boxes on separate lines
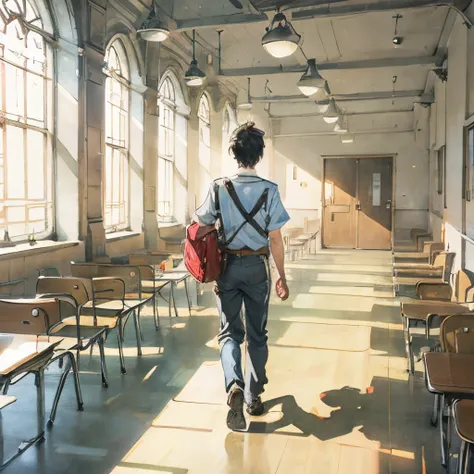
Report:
71,263,142,294
91,278,126,314
36,277,91,307
440,313,474,354
437,252,456,283
0,298,65,334
455,269,474,303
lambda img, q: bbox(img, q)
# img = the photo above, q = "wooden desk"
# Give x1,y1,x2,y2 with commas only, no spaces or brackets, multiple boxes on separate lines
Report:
0,334,60,470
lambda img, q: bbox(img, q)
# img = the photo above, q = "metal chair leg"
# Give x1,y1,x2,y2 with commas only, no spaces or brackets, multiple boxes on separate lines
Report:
184,278,191,316
154,292,160,330
97,336,109,388
117,328,126,374
171,283,178,317
431,393,440,427
49,356,71,426
49,352,84,426
137,307,145,342
458,441,469,474
133,310,143,357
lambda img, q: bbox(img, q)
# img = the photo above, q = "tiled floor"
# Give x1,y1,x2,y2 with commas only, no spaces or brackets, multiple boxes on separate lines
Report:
1,250,444,473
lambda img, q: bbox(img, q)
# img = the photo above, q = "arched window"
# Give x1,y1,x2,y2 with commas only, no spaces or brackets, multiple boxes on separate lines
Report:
222,104,238,176
0,1,53,240
104,39,130,232
198,94,211,205
157,76,175,219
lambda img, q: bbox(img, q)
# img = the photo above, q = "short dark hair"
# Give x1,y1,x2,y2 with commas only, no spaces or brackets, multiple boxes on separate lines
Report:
229,122,265,168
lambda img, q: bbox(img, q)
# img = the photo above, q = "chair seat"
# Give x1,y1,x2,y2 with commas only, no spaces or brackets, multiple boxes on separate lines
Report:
62,315,118,329
49,323,107,341
0,395,16,410
454,400,474,443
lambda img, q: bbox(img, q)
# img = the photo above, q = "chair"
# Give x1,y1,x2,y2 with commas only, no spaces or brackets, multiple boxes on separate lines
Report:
37,276,127,374
71,263,153,356
0,298,89,425
433,314,474,468
394,252,455,297
400,268,474,375
453,399,474,473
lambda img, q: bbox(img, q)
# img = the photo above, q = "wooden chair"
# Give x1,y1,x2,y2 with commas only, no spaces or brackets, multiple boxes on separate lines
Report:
453,399,474,473
71,263,154,356
434,314,474,468
36,276,128,374
400,268,474,375
0,298,90,425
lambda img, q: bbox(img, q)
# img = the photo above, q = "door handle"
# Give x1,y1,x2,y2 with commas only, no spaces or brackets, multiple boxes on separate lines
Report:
386,200,392,209
355,203,361,211
331,213,335,222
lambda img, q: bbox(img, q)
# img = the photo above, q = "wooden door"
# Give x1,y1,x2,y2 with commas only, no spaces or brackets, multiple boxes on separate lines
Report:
323,159,357,248
323,157,393,250
357,158,393,250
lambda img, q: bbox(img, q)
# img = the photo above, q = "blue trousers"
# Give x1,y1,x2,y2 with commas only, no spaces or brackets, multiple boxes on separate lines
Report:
216,254,270,403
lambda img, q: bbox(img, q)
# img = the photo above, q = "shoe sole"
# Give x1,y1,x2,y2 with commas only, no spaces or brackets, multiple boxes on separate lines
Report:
226,390,246,431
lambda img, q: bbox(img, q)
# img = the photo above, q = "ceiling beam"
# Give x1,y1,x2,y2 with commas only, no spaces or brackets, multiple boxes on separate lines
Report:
174,13,268,32
291,0,461,21
250,90,429,103
220,55,443,77
270,110,414,119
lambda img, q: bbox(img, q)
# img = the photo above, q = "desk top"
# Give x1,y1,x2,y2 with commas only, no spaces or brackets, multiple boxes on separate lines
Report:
424,352,474,395
402,302,470,320
0,334,59,376
155,272,190,283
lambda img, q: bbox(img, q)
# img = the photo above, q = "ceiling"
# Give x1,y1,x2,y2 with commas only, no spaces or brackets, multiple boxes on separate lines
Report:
156,0,459,116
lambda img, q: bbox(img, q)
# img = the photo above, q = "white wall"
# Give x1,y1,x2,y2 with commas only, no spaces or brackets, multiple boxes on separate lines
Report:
271,112,430,242
428,8,474,272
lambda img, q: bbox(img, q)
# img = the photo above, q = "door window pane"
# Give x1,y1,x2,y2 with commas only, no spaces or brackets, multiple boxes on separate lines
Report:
372,173,381,206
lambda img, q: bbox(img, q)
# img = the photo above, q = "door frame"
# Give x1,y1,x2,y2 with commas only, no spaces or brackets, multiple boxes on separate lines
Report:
321,154,397,250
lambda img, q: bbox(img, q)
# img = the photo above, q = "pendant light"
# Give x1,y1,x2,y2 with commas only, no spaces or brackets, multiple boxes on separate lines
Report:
137,2,169,42
323,98,340,124
185,30,206,87
262,11,301,59
333,116,348,133
238,77,253,110
297,59,326,97
341,134,355,144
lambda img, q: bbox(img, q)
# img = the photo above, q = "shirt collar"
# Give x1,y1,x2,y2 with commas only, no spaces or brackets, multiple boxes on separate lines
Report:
237,168,258,176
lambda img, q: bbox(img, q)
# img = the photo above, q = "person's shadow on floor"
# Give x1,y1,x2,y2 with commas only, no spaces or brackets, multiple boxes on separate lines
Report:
246,386,378,442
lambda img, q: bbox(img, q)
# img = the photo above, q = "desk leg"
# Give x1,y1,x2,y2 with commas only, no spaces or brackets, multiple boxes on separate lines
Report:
133,310,143,357
36,370,45,440
171,283,178,318
0,370,46,471
184,278,191,316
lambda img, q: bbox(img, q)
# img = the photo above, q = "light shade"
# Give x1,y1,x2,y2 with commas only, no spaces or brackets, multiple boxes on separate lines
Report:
138,28,169,42
333,117,348,133
323,98,340,124
185,60,206,87
297,59,326,97
341,134,355,144
138,6,169,42
237,102,252,110
262,12,301,59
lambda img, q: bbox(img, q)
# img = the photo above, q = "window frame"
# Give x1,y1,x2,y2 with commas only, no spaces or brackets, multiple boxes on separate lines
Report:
157,76,176,221
198,94,211,205
464,125,474,202
104,39,131,233
0,1,54,243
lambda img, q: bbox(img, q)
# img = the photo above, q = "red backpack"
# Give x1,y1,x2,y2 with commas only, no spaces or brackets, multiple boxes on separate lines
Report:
184,179,269,283
184,223,222,283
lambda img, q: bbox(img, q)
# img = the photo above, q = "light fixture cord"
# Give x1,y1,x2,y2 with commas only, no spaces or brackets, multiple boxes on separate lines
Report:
192,29,196,61
247,77,251,102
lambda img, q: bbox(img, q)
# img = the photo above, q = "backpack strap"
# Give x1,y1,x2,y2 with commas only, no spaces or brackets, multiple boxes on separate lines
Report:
214,182,226,244
223,179,269,246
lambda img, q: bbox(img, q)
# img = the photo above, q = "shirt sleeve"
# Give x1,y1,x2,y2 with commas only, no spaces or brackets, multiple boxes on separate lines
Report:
193,184,217,226
267,186,290,232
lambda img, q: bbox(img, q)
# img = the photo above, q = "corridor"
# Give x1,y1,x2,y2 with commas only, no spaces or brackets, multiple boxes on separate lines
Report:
2,250,442,474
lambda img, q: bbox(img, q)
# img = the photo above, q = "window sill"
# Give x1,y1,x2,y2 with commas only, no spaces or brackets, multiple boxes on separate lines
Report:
0,240,80,261
105,231,141,243
158,221,182,229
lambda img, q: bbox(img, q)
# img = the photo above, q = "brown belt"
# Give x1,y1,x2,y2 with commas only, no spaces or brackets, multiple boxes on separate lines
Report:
226,247,269,257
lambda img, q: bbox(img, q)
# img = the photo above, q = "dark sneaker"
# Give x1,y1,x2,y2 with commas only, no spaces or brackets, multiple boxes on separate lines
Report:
246,396,265,416
226,387,246,431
